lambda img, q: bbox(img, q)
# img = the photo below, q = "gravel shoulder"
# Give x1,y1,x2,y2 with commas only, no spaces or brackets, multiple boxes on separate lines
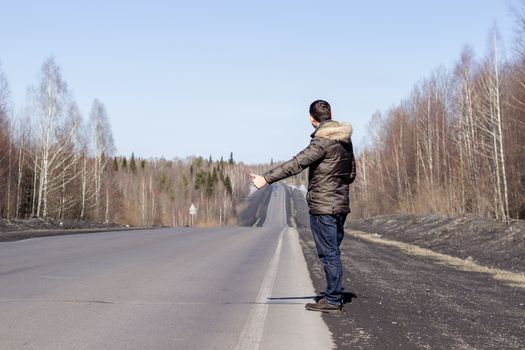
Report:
288,187,525,350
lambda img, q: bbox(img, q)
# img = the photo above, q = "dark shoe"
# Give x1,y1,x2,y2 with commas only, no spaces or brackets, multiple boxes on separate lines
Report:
305,299,342,313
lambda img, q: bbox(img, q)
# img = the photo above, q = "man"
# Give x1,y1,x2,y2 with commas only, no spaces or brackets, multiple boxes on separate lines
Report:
251,100,356,313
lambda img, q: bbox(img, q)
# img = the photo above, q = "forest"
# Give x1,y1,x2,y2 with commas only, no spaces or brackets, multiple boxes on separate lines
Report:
0,57,251,226
350,24,525,222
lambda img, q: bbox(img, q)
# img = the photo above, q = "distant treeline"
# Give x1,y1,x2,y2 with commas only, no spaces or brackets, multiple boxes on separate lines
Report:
351,21,525,221
0,57,250,226
111,154,250,226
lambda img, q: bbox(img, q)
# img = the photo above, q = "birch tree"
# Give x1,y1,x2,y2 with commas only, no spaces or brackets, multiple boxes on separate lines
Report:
54,102,83,218
31,57,70,217
88,99,115,221
477,28,510,221
14,114,31,218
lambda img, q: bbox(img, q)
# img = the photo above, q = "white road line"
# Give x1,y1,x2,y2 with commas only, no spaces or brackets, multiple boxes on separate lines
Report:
234,228,286,350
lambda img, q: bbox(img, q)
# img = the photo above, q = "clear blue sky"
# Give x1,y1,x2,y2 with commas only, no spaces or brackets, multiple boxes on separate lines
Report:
0,0,518,163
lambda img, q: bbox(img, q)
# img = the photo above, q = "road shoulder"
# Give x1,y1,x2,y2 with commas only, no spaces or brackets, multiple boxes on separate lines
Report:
260,228,335,350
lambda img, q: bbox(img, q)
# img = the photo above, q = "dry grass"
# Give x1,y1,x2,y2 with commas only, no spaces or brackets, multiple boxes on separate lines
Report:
350,230,525,290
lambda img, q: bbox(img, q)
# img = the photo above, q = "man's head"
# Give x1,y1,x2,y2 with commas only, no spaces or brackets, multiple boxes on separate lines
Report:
309,100,332,127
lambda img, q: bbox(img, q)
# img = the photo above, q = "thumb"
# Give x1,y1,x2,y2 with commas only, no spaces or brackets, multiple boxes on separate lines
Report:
250,173,257,178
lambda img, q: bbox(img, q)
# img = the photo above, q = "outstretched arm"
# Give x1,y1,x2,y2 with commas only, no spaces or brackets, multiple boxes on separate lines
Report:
250,138,326,189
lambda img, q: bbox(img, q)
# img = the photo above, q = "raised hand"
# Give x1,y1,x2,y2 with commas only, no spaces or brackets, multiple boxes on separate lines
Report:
250,173,267,189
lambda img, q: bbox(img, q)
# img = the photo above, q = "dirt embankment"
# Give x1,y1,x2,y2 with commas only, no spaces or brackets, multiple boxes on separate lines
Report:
347,214,525,274
0,218,137,242
288,184,525,273
288,185,525,275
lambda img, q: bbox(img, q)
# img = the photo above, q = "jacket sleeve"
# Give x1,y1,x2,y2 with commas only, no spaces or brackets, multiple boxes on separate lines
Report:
263,138,326,184
349,140,356,184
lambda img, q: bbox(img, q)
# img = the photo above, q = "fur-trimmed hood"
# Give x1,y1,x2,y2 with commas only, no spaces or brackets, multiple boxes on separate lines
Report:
312,120,353,143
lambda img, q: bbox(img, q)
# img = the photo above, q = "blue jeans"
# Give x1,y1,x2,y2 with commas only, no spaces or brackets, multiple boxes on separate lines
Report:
310,213,347,305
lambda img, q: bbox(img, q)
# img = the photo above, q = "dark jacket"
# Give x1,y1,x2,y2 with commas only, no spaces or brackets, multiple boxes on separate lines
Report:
263,120,356,215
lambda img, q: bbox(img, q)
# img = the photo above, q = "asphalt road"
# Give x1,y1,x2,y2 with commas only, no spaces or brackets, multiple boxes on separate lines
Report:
0,184,333,350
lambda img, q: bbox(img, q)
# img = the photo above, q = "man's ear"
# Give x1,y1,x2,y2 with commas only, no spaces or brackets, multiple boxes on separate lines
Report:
309,115,319,128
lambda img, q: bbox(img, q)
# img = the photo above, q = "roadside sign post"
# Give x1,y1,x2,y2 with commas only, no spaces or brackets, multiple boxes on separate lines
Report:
189,204,197,226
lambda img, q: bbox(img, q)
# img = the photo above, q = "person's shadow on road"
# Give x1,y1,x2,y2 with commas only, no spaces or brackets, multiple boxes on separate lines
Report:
267,291,356,305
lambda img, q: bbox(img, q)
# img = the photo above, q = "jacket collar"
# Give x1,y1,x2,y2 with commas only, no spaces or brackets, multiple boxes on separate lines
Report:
310,120,331,138
311,119,353,143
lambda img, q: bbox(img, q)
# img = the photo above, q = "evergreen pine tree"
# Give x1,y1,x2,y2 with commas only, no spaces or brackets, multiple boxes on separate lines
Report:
224,175,233,195
130,152,137,174
212,167,218,183
206,171,214,197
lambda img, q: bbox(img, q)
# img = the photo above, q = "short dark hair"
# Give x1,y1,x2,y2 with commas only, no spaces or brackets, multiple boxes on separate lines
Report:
309,100,332,122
